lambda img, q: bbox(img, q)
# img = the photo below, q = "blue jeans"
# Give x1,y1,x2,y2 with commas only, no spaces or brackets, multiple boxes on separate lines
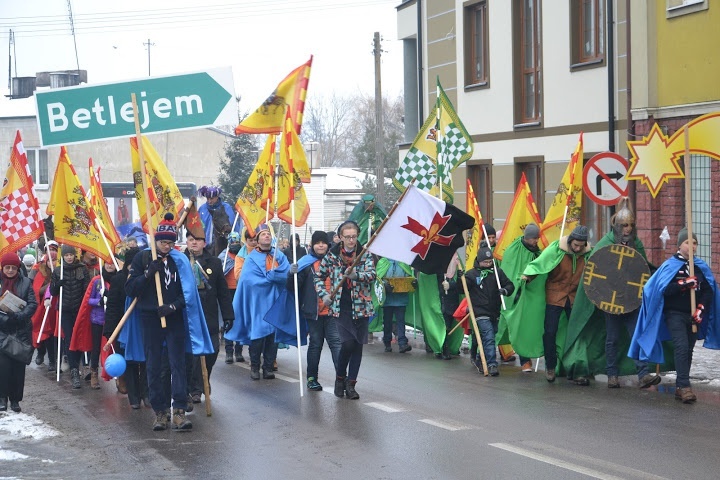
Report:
307,315,341,379
142,312,187,412
605,310,648,378
665,310,697,388
544,301,572,370
476,316,498,367
382,306,408,346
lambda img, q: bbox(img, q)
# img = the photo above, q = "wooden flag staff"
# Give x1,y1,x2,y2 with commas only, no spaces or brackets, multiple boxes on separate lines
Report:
684,125,698,335
460,275,489,376
131,93,166,329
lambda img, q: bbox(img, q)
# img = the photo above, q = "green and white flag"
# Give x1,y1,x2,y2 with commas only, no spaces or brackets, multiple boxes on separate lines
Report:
393,79,473,204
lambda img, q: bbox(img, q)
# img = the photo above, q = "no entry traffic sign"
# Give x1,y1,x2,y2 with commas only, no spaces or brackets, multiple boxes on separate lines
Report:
582,152,629,206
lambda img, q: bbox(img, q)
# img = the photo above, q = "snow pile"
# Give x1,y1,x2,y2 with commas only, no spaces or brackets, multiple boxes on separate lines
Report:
0,413,59,440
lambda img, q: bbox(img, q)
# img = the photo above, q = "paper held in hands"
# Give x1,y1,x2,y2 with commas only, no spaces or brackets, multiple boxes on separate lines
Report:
0,291,27,314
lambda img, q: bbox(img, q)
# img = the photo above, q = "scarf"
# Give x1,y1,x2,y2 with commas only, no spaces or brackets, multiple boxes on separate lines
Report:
0,272,19,296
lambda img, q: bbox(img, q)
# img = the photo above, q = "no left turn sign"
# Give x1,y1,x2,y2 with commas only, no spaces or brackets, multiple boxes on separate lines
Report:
582,152,629,206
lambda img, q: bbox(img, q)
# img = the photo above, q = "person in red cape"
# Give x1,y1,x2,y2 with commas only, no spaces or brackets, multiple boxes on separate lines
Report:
29,240,59,370
70,262,117,389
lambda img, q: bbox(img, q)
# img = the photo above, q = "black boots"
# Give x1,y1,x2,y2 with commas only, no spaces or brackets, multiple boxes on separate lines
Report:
0,397,6,411
262,368,275,380
334,377,345,398
345,380,360,400
250,365,260,380
70,368,82,389
10,401,21,413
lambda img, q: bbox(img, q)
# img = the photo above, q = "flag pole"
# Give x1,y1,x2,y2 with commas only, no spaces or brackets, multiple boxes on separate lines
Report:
56,245,65,382
479,222,506,310
435,80,443,201
327,180,417,299
175,197,195,229
103,299,138,350
223,212,240,273
460,275,489,376
684,125,698,334
93,217,120,270
131,94,166,329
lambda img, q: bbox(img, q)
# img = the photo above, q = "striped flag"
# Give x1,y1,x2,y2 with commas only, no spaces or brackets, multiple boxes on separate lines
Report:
465,179,484,269
235,136,275,234
88,158,122,249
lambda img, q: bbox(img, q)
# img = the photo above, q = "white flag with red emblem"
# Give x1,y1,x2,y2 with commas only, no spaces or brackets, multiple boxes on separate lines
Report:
0,131,45,256
367,185,475,274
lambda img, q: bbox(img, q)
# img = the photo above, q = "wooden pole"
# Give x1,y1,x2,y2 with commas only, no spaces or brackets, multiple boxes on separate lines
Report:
460,275,488,376
102,298,138,351
201,356,212,416
175,198,195,229
447,313,469,336
684,125,698,334
131,94,166,328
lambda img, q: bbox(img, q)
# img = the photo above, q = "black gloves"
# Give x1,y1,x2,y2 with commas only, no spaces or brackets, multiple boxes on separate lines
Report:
383,280,394,293
5,312,19,326
411,279,418,289
157,304,176,317
499,288,509,296
55,278,66,288
223,319,234,333
145,259,165,278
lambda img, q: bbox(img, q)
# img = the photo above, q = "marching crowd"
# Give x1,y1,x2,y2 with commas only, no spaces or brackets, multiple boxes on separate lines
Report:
1,192,717,432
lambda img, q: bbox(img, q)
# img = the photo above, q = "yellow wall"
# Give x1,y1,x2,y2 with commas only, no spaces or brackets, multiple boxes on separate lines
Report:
656,4,720,106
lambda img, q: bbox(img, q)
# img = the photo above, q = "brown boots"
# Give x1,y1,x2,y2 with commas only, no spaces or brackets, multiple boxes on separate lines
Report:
675,387,697,404
90,368,100,390
171,409,192,430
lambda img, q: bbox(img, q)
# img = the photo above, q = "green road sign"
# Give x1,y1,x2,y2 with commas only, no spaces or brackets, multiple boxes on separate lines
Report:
35,68,236,146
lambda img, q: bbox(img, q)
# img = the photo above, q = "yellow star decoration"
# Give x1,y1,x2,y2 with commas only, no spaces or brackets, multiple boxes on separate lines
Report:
626,123,684,198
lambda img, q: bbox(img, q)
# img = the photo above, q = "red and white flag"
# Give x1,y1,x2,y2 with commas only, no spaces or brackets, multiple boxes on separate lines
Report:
0,131,45,256
367,185,475,274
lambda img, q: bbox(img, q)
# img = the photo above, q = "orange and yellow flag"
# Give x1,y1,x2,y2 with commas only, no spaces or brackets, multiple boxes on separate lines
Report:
277,108,311,227
130,135,185,233
235,56,312,135
88,158,122,249
540,133,583,244
47,147,113,263
0,131,45,256
465,179,483,269
494,173,546,260
235,136,275,234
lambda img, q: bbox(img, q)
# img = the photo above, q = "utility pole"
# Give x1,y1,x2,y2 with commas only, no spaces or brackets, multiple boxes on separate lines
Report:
373,32,384,203
144,39,155,76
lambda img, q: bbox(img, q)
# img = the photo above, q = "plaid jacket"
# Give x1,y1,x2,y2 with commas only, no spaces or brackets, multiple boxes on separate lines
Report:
314,244,376,319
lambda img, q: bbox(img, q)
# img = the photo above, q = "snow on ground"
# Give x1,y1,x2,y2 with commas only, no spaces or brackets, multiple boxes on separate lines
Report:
0,412,60,440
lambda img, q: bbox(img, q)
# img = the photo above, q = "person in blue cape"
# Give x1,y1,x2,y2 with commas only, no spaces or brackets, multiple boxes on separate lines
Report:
629,227,720,403
197,186,243,251
125,213,214,431
225,224,289,381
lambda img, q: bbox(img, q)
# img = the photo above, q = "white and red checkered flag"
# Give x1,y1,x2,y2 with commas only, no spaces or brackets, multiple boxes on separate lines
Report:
0,131,45,256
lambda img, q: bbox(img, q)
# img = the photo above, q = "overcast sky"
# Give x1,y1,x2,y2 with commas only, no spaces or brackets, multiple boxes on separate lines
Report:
0,0,404,115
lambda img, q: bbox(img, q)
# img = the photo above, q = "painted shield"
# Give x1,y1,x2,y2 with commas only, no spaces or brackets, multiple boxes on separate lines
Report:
583,244,650,314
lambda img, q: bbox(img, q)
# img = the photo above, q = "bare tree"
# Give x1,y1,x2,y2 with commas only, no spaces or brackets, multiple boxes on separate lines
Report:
301,93,357,167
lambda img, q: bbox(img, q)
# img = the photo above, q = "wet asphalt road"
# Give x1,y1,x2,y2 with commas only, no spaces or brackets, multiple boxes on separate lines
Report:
4,338,720,479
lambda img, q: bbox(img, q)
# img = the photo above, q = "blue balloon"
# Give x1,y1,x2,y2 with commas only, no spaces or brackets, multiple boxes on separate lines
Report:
105,353,127,377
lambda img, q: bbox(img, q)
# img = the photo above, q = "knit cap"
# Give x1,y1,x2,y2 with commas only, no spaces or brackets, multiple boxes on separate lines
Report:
524,223,540,240
156,213,178,242
677,227,698,247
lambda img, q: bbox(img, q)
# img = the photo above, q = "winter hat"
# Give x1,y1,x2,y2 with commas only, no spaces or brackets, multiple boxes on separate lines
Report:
156,213,178,242
311,231,330,246
568,225,589,243
61,245,77,257
46,240,59,251
25,247,36,257
198,185,221,199
23,254,36,267
477,246,493,262
677,227,698,247
485,225,496,236
523,223,540,240
1,253,21,268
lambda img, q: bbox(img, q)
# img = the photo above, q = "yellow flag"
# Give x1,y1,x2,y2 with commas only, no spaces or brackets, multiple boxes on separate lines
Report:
130,136,185,233
88,158,122,249
48,147,114,263
235,136,275,234
0,131,45,256
540,133,583,244
495,173,546,260
277,108,310,226
235,56,313,135
465,179,483,269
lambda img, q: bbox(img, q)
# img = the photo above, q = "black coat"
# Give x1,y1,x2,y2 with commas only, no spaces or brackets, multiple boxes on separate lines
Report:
286,255,322,320
50,261,90,312
0,276,39,348
438,273,462,317
464,267,514,320
103,270,128,338
184,249,234,336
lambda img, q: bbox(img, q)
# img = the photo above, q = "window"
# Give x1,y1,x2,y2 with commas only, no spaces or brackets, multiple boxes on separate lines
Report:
666,0,708,19
26,148,49,187
464,1,489,88
516,160,543,215
513,0,542,125
570,0,605,67
468,163,492,220
690,154,711,261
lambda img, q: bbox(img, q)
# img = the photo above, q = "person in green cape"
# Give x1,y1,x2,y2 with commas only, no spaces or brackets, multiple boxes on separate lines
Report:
496,223,542,373
348,194,387,246
520,225,591,384
561,199,661,388
377,258,414,353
